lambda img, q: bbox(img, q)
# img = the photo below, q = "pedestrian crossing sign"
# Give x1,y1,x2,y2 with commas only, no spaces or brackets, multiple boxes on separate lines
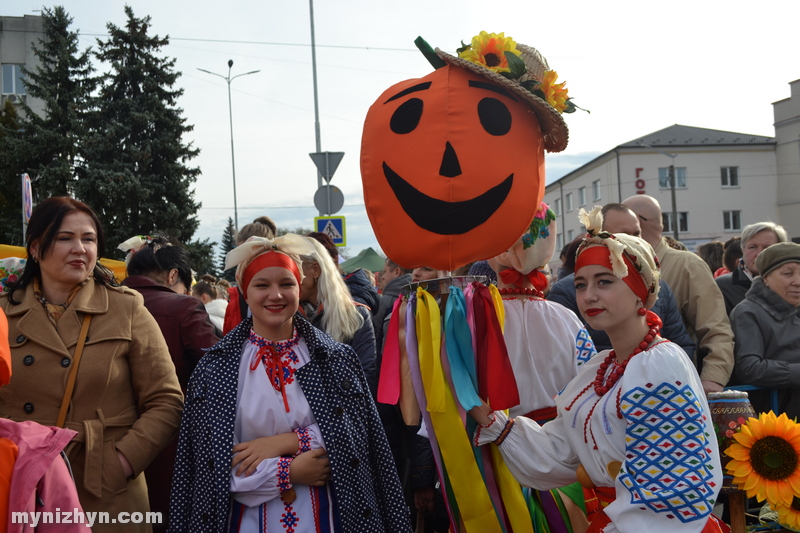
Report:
314,216,346,246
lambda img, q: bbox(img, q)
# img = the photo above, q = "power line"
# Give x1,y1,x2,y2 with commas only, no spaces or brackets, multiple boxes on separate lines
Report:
81,33,417,52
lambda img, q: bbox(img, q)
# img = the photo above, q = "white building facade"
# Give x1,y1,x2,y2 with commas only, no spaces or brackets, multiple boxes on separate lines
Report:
544,79,800,268
0,14,44,116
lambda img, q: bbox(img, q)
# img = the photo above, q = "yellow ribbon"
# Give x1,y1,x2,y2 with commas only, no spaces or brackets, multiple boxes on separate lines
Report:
488,284,505,333
491,443,535,533
416,287,503,532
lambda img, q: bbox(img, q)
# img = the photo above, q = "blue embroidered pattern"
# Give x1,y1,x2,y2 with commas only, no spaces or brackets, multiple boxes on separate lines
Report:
575,328,596,366
619,381,717,523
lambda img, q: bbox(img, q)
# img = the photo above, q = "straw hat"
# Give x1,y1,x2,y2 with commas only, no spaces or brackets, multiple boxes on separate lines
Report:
436,38,570,152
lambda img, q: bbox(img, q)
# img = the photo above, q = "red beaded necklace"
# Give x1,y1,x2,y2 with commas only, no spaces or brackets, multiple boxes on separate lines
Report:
497,287,543,298
593,321,661,396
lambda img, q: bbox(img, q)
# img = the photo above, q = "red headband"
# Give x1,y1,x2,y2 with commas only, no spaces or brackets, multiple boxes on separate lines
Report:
242,251,301,296
575,245,649,304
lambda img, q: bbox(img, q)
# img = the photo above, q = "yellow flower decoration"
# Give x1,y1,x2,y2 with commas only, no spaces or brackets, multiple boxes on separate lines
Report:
774,498,800,531
458,31,521,74
724,411,800,507
540,70,569,113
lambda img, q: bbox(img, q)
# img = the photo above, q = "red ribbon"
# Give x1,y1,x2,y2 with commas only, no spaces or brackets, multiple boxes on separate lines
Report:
377,297,404,404
473,284,519,410
250,344,292,412
499,268,548,292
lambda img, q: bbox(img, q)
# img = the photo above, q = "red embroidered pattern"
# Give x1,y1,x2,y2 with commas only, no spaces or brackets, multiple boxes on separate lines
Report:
294,427,312,455
250,328,301,411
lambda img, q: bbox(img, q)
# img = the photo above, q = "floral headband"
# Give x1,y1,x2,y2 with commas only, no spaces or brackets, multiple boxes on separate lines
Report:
576,206,661,309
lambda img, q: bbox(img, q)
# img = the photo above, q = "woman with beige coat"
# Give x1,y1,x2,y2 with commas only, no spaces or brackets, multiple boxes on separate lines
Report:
0,197,183,532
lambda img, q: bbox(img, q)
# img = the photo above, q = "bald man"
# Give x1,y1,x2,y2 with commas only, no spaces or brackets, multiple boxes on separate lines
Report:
622,195,734,394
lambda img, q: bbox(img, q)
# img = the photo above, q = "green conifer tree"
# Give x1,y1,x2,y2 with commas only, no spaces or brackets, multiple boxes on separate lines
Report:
78,6,200,255
19,6,95,198
218,217,237,281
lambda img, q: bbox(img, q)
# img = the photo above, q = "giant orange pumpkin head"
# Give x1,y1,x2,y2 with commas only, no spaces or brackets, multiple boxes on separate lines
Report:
361,32,576,270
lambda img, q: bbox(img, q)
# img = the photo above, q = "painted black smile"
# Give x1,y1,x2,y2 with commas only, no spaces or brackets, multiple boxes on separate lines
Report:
382,162,513,235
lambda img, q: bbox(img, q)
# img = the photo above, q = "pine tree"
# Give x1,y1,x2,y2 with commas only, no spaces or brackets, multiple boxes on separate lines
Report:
186,237,218,279
0,101,28,245
19,6,95,198
78,6,200,255
218,217,237,281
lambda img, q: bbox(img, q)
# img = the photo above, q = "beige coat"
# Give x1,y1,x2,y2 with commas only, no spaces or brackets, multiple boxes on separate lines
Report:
0,278,184,532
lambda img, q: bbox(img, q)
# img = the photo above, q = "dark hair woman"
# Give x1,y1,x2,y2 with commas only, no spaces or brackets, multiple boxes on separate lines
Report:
468,207,724,533
119,234,220,530
0,197,183,533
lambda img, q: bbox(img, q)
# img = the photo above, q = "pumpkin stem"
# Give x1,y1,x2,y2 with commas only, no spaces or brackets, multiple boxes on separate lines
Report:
415,36,446,70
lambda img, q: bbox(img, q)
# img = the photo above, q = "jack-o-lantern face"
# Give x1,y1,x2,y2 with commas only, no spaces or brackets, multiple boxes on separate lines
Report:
361,65,545,270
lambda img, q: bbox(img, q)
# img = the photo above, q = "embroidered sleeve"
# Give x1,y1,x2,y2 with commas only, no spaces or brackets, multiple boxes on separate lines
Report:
614,380,718,526
293,424,324,455
574,327,596,367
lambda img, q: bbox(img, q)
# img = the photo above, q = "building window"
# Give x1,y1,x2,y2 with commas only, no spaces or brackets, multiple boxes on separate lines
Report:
556,232,563,251
592,179,601,201
662,211,689,233
554,198,561,216
567,229,574,242
1,64,26,95
579,187,586,207
658,167,687,189
566,193,573,212
723,210,742,231
721,167,739,187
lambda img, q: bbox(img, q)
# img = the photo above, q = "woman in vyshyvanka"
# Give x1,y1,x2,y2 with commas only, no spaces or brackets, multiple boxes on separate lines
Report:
169,235,411,533
468,207,725,533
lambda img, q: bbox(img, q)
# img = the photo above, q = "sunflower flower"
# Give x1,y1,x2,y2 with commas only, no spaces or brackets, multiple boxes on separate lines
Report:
539,70,570,113
458,31,521,74
774,497,800,531
724,411,800,507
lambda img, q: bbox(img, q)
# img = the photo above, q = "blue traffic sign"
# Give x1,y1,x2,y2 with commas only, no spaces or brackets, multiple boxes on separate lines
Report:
314,216,346,246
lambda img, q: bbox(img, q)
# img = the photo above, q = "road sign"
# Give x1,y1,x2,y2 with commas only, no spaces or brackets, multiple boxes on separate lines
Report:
313,185,344,215
309,151,344,183
314,216,346,246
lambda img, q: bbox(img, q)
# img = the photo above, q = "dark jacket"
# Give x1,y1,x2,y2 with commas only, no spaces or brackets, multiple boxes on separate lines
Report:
547,273,696,357
309,305,378,396
730,277,800,419
344,268,380,315
715,265,751,317
169,314,412,533
122,275,219,389
373,273,412,352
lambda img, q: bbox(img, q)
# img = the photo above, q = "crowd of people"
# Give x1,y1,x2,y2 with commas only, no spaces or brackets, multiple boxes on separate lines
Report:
0,193,797,532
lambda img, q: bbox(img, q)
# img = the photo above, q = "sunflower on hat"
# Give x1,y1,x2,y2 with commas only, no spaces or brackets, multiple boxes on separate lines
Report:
725,411,800,512
415,31,584,152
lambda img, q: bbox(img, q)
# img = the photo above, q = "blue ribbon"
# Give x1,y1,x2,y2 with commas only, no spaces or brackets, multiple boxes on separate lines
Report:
444,286,482,411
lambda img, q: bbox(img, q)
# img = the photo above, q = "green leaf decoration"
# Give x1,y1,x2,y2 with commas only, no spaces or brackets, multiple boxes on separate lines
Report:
414,36,446,70
531,89,546,101
520,80,539,91
504,51,526,79
456,40,471,55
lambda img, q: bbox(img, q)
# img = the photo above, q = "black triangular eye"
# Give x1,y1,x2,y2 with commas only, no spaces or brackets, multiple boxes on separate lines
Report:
391,98,423,134
478,98,511,136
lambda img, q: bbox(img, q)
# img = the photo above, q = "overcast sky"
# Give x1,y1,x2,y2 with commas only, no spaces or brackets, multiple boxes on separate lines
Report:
7,0,800,258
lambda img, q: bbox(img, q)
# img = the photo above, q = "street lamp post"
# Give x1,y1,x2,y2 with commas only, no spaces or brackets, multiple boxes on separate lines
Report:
639,142,679,241
197,60,260,231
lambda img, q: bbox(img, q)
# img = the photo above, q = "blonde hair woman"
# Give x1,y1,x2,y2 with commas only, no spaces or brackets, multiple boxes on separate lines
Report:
299,237,377,393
